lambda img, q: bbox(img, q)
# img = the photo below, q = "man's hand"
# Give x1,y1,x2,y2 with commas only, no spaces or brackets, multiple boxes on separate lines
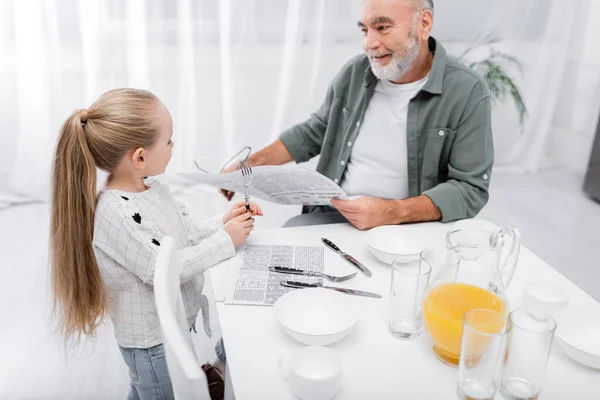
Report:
220,162,240,201
331,196,401,230
331,195,442,230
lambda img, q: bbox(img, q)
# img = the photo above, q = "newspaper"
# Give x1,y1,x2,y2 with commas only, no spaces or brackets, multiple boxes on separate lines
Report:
179,165,348,205
225,244,324,306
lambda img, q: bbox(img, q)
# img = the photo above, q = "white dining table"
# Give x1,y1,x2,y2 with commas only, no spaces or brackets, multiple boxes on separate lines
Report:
207,221,600,400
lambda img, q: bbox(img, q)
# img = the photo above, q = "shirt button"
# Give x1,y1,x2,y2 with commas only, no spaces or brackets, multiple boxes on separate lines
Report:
438,130,444,136
340,160,346,166
334,178,339,183
483,174,488,180
347,141,352,147
356,121,361,128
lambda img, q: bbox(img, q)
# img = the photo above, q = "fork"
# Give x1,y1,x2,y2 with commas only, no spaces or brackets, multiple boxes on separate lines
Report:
268,266,357,283
240,161,253,212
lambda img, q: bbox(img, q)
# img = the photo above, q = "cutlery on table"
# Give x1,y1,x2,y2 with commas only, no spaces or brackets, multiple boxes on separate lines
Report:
280,280,382,299
269,266,357,283
321,237,372,277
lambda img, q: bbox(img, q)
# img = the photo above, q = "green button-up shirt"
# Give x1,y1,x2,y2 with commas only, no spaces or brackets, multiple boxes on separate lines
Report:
279,37,493,222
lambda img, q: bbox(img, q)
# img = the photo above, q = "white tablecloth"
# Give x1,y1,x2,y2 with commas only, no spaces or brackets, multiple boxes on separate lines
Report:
208,222,600,399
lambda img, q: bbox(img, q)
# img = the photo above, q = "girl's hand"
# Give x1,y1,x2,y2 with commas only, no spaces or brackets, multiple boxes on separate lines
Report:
223,201,263,224
224,211,255,248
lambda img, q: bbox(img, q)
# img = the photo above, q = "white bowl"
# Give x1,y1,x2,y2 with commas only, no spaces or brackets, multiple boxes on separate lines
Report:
273,288,359,346
554,308,600,369
521,281,570,319
365,225,431,264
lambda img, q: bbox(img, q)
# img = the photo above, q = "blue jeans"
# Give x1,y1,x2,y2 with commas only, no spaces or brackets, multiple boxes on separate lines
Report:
119,344,174,400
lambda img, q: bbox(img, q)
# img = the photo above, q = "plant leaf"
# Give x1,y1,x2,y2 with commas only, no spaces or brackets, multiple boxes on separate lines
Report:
462,48,527,130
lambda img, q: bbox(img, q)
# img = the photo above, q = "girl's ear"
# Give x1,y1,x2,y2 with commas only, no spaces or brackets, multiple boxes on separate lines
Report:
132,147,146,170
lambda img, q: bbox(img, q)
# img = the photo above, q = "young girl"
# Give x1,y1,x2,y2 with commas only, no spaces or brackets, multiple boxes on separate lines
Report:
50,88,261,399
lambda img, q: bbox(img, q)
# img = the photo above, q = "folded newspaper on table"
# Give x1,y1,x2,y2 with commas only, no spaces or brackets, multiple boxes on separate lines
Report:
179,165,348,205
225,244,325,306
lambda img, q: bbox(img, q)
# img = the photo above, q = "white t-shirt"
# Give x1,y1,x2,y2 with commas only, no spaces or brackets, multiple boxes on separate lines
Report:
341,74,429,199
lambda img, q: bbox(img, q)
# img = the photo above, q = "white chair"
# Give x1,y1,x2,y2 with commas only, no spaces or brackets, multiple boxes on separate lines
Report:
154,236,211,400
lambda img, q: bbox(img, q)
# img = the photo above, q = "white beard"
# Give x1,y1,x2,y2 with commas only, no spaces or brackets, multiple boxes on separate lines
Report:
368,35,420,82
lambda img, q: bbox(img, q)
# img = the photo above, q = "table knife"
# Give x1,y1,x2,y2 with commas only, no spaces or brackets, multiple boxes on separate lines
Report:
321,237,372,277
280,280,381,299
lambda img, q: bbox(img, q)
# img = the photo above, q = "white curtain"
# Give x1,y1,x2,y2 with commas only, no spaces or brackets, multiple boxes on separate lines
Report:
0,0,577,208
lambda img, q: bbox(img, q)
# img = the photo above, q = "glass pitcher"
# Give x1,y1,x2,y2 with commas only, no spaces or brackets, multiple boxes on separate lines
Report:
422,225,521,366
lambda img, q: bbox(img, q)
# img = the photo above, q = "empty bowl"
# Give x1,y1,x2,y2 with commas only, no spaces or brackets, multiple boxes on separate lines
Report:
273,288,359,346
366,225,431,264
554,308,600,369
521,281,570,319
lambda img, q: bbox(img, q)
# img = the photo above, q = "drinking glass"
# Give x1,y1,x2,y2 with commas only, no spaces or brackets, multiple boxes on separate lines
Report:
388,251,432,340
500,309,556,400
457,309,509,400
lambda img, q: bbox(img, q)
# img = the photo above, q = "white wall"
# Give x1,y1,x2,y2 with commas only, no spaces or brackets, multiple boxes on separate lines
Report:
548,0,600,174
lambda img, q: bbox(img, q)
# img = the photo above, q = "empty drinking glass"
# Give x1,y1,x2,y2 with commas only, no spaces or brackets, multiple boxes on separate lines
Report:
500,309,556,400
457,309,509,400
388,251,432,340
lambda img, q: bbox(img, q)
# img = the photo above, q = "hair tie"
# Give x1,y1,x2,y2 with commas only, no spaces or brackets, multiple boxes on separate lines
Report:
79,109,88,127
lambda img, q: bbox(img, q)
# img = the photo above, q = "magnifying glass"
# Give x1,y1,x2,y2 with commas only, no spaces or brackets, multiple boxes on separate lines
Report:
219,146,252,173
193,146,252,173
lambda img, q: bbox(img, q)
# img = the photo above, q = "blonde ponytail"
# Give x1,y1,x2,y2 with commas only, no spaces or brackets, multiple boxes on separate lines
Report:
50,110,103,346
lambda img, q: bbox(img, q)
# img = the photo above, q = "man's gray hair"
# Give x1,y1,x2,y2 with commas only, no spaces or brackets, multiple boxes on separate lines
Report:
418,0,434,14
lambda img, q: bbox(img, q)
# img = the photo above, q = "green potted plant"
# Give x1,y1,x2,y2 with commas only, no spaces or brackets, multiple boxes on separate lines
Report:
458,37,527,129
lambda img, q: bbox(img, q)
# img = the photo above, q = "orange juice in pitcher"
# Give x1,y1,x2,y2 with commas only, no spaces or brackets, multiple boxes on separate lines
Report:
422,225,520,366
423,282,507,365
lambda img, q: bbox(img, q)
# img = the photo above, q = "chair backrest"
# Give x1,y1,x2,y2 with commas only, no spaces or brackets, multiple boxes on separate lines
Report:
154,236,210,400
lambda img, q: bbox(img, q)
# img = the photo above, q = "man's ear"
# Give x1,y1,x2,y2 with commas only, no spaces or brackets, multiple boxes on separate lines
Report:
419,9,433,41
132,147,146,170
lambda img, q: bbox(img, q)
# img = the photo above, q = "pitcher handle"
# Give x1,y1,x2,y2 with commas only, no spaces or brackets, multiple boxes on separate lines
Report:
497,226,521,289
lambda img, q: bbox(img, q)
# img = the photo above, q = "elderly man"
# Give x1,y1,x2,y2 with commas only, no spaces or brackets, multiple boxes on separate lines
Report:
224,0,493,230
